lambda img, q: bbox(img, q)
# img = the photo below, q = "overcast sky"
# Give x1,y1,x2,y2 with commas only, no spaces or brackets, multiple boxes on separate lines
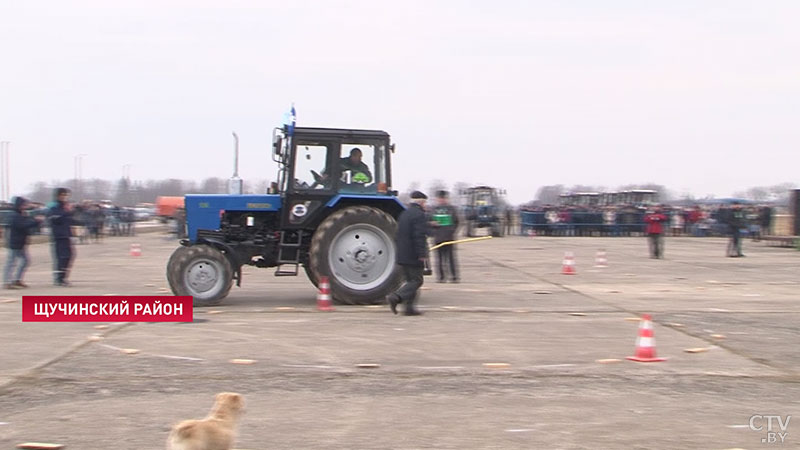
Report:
1,0,798,204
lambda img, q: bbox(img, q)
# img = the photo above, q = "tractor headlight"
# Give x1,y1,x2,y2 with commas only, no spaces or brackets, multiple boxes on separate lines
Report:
292,204,308,217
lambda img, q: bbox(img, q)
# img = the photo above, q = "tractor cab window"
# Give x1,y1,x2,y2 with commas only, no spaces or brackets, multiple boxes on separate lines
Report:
474,191,492,205
338,144,378,194
293,144,329,190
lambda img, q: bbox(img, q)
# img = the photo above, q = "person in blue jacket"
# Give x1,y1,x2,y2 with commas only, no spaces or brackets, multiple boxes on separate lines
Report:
4,196,42,289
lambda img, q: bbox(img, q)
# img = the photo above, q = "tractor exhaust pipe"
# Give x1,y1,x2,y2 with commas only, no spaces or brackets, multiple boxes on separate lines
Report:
229,131,243,194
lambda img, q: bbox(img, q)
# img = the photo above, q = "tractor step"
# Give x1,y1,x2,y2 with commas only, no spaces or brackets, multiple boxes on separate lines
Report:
277,231,303,272
275,263,299,277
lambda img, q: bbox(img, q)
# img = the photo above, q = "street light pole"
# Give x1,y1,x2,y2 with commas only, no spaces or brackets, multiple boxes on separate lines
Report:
74,154,87,201
1,141,9,202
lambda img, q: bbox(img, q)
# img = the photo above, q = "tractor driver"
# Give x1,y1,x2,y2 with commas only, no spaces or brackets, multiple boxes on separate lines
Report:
339,148,372,185
317,147,373,187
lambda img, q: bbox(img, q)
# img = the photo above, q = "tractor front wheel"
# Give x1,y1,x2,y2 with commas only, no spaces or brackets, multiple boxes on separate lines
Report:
167,245,233,306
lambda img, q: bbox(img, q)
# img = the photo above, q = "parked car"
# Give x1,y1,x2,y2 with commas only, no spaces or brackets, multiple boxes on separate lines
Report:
133,207,152,221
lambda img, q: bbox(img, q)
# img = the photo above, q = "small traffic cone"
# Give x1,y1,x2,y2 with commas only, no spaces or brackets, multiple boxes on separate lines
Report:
626,314,666,362
130,243,141,257
316,276,334,311
561,251,576,275
595,250,608,267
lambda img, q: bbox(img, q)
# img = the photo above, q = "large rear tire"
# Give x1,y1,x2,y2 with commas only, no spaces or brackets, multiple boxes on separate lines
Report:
167,245,233,306
309,206,401,305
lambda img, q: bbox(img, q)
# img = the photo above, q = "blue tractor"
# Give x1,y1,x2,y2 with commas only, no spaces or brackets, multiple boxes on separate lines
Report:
166,126,405,306
463,186,507,237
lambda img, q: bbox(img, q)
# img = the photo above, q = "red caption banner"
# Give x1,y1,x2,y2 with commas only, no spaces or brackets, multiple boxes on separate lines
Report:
22,296,193,322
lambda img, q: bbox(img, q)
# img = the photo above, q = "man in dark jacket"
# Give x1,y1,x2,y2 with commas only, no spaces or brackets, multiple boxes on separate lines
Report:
4,197,41,289
431,190,460,283
387,191,429,316
48,187,74,286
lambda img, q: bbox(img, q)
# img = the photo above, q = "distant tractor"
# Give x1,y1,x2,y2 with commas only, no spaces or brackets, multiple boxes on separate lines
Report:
462,186,507,237
166,126,405,306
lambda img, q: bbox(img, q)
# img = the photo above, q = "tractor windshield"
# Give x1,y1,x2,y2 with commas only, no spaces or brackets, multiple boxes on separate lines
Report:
289,133,391,196
474,190,493,205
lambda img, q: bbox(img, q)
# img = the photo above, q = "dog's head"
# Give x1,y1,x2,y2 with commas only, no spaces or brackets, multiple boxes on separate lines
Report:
213,392,245,419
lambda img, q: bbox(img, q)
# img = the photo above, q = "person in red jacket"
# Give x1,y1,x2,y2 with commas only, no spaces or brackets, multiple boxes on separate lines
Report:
644,206,668,259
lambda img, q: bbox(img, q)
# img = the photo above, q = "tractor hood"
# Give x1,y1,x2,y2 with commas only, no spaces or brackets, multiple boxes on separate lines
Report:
185,194,281,241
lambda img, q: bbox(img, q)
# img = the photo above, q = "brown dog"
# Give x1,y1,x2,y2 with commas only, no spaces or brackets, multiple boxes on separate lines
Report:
167,392,245,450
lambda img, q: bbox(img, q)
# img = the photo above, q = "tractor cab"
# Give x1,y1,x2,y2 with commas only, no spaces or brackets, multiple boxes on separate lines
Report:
273,127,399,229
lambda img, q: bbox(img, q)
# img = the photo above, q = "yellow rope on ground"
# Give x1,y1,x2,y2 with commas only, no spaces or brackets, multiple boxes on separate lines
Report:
429,236,493,251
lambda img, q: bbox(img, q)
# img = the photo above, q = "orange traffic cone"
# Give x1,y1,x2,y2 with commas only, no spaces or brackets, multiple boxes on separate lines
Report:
130,243,141,257
626,314,666,362
561,251,576,275
595,250,608,267
316,276,334,311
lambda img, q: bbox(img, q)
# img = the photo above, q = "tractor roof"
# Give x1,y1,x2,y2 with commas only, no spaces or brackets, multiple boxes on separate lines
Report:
294,127,390,139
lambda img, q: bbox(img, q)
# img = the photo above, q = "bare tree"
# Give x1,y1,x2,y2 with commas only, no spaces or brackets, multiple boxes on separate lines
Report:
28,181,52,204
200,177,224,194
451,181,471,207
251,179,270,194
114,177,134,206
535,184,565,205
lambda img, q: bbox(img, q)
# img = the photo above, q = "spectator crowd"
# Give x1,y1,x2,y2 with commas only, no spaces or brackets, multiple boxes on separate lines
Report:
518,204,773,238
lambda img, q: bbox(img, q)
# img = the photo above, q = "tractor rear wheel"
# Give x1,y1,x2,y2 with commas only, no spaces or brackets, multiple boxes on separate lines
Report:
167,244,233,306
309,206,401,305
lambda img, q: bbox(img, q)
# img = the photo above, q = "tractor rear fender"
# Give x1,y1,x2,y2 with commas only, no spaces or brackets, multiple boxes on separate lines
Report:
325,195,406,219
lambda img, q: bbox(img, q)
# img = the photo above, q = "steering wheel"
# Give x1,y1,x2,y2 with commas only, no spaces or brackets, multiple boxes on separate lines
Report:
308,170,325,189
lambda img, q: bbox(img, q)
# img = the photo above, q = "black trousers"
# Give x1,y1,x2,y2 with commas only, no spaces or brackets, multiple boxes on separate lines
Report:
436,245,458,281
648,233,663,258
394,265,424,311
728,229,743,256
52,238,73,282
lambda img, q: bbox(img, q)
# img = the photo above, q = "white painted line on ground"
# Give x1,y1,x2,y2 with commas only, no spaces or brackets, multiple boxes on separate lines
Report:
99,343,123,351
152,354,204,361
505,429,535,433
281,364,335,369
529,364,577,369
726,424,750,429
